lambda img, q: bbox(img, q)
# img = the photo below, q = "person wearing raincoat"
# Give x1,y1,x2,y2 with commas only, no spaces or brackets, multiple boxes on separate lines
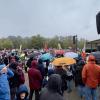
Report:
54,66,67,95
28,60,42,100
38,59,45,79
82,55,100,100
74,57,85,99
15,84,28,100
0,59,14,100
39,74,64,100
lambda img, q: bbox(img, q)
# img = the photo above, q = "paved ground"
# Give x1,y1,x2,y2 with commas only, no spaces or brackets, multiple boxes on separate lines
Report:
25,73,100,100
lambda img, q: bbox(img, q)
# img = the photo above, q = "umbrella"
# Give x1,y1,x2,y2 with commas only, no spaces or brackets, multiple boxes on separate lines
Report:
40,53,53,61
52,57,76,66
55,50,65,55
64,52,78,58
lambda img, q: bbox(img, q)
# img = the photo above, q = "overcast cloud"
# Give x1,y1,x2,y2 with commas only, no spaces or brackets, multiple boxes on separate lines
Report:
0,0,100,40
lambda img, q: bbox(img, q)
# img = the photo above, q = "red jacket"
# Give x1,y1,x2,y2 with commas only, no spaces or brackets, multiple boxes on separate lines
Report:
82,55,100,88
28,60,42,90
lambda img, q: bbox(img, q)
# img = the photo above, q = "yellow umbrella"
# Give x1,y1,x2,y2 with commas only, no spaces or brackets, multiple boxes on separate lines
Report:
52,57,76,66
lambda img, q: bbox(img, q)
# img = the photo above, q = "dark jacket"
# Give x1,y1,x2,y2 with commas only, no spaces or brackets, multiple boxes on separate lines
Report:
54,68,67,91
75,60,85,86
28,60,42,90
26,57,33,68
4,57,9,65
9,62,21,88
38,59,45,79
15,84,28,100
17,68,25,86
40,74,64,100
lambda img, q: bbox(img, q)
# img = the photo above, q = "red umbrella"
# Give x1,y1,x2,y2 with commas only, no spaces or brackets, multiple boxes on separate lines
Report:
55,50,65,55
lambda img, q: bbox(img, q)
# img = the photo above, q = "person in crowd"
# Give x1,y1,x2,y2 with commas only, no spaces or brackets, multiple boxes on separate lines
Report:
28,60,42,100
17,65,25,87
42,76,48,88
4,55,9,65
42,64,54,88
81,51,86,61
39,74,64,100
38,59,45,79
48,68,54,77
26,57,33,68
45,59,50,76
38,59,45,88
0,59,14,100
15,84,28,100
54,66,67,95
65,65,73,93
74,57,85,99
9,52,19,63
9,59,25,100
24,56,29,72
82,55,100,100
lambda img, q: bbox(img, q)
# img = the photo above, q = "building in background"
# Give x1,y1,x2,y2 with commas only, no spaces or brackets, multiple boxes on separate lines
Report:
86,39,100,53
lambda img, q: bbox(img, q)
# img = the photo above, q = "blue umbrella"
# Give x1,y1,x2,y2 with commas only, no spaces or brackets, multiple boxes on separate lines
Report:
64,52,78,58
40,53,53,61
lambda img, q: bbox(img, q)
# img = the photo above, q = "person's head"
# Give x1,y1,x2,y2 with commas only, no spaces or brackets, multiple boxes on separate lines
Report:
48,69,54,77
30,57,33,61
11,52,15,56
88,55,96,63
38,59,43,64
16,84,28,100
9,61,18,70
47,74,62,94
20,92,26,100
11,58,16,63
31,60,38,68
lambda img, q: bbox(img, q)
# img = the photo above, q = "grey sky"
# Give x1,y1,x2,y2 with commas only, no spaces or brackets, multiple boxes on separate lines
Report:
0,0,100,40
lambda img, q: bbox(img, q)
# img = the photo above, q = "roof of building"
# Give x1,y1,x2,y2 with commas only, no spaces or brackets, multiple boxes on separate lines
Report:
87,39,100,44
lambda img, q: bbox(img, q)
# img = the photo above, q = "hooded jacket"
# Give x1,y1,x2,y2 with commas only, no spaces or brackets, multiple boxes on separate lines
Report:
40,74,64,100
0,64,14,100
54,67,67,91
82,55,100,88
15,84,28,100
28,60,42,90
75,59,85,86
38,59,45,79
9,62,20,88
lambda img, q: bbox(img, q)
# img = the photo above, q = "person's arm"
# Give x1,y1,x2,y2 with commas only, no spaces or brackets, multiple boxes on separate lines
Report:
7,68,14,79
0,64,9,74
82,65,87,84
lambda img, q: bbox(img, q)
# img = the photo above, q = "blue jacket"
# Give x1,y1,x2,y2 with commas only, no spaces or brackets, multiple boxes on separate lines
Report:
0,64,14,100
15,84,28,100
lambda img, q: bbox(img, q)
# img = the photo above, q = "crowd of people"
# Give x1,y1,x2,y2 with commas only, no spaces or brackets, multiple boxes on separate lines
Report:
0,49,100,100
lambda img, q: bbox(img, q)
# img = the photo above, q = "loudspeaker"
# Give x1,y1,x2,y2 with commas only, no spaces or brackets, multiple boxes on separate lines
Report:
96,12,100,34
